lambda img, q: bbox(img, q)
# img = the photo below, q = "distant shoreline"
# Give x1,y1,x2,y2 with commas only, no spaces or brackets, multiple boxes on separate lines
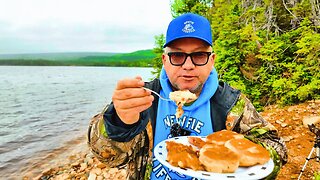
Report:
0,49,156,67
0,60,153,67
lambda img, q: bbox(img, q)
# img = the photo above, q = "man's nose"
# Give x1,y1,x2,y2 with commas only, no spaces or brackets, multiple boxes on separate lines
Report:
182,56,195,69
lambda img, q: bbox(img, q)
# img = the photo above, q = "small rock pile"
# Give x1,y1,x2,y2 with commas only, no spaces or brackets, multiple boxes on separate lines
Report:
24,152,127,180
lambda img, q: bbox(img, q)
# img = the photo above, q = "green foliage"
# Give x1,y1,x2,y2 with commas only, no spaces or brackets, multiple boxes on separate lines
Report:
256,18,320,106
155,0,320,110
151,34,165,78
171,0,211,18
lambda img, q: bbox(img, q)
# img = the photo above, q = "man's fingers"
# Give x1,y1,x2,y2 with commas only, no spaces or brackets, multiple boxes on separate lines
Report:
116,102,152,124
114,95,153,124
116,102,152,118
112,76,151,124
116,77,144,90
114,95,154,110
135,76,142,81
113,87,151,100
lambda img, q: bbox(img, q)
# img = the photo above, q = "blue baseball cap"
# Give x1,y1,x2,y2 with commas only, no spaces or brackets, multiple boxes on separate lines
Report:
164,13,212,47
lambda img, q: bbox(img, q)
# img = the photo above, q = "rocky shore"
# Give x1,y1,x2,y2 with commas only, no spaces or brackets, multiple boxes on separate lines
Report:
22,139,128,180
25,152,127,180
23,100,320,180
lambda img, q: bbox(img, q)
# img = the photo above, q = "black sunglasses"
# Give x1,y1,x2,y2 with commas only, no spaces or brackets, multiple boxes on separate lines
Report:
167,52,212,66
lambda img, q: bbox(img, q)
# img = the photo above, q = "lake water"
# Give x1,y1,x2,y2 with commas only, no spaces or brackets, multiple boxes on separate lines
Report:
0,66,154,178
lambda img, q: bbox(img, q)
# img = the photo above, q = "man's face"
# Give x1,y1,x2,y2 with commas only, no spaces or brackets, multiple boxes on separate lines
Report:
162,38,215,95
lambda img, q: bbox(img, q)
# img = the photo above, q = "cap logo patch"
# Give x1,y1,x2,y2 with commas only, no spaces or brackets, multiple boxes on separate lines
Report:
182,21,195,33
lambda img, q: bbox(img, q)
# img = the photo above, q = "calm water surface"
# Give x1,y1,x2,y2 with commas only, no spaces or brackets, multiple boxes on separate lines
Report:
0,66,154,178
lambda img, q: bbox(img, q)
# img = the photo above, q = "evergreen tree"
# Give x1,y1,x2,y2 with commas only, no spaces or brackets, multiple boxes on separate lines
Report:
151,34,165,78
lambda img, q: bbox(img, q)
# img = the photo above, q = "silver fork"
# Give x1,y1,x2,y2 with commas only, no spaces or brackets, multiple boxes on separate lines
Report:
143,87,172,101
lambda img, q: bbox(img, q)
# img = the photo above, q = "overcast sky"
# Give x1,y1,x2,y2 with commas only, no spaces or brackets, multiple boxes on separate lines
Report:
0,0,172,54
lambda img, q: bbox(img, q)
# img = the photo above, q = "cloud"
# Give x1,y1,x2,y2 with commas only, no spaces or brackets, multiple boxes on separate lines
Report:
0,21,162,53
0,0,172,54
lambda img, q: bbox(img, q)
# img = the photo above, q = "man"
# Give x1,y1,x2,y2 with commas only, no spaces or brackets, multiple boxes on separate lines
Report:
88,13,287,179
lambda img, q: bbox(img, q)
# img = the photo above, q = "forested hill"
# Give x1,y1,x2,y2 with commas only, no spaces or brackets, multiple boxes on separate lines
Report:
0,49,156,67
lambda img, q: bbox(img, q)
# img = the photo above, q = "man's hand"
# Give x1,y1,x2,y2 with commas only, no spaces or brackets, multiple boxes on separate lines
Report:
112,76,154,125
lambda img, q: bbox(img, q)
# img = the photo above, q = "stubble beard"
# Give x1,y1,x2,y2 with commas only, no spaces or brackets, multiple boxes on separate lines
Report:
172,82,203,95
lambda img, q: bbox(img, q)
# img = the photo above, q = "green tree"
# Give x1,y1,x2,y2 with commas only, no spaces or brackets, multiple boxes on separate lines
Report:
171,0,212,18
151,34,165,78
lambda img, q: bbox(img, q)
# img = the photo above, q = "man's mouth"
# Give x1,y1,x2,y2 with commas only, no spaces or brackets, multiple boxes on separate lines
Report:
181,75,195,80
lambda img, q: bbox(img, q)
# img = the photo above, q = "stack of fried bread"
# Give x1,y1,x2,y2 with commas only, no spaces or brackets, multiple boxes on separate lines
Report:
165,130,270,173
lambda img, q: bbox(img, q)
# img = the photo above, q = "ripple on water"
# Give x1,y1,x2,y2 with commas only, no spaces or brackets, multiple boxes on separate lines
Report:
0,66,154,178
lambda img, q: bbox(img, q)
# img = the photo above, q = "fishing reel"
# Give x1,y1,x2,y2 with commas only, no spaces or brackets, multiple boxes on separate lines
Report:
308,123,320,137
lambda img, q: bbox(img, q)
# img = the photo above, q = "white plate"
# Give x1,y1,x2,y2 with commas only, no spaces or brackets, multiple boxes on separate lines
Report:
154,136,274,180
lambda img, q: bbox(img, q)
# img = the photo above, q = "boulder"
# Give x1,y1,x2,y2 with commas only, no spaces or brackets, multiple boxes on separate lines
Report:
302,116,320,127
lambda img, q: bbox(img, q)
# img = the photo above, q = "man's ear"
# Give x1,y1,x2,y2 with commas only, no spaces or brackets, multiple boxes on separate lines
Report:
162,54,166,64
211,53,216,66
